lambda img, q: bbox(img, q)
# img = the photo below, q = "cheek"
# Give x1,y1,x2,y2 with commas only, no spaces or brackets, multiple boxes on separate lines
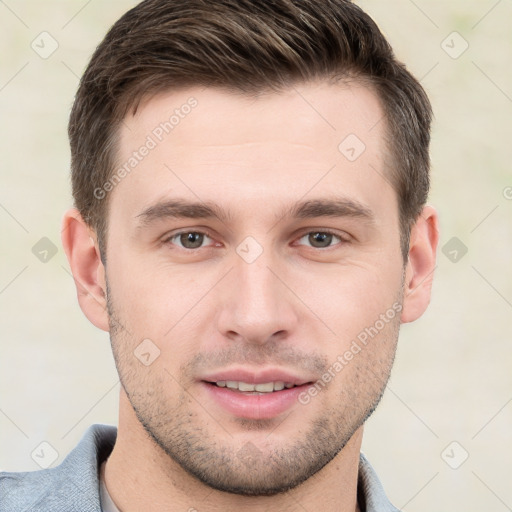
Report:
330,311,400,402
292,261,403,340
106,253,219,342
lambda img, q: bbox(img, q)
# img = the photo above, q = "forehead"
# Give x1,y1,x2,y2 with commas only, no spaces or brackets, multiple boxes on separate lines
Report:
122,80,385,151
110,81,394,227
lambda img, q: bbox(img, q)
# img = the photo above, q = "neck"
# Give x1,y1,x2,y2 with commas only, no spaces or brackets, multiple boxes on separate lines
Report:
105,391,363,512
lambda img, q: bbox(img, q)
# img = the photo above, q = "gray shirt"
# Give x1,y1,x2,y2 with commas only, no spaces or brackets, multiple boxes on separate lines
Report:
0,424,400,511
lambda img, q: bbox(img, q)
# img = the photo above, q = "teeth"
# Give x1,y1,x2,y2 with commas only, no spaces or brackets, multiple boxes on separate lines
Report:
215,381,295,392
255,382,274,392
239,382,255,392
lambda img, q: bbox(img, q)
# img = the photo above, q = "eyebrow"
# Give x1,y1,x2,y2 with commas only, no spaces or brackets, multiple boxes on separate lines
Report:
289,198,374,222
135,197,374,228
135,199,231,227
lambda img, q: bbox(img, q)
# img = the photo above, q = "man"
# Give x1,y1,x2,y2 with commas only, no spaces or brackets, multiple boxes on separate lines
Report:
0,0,438,510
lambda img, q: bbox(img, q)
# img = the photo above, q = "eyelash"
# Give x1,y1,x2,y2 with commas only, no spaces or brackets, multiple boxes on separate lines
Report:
163,229,350,250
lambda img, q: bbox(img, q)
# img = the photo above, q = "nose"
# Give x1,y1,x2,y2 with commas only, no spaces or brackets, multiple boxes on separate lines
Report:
216,252,299,345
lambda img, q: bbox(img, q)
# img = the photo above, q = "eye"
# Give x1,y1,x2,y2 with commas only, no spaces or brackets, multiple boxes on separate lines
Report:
166,231,213,249
297,231,345,249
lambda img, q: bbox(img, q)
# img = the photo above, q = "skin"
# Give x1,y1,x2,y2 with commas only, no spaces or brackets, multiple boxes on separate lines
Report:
62,81,439,512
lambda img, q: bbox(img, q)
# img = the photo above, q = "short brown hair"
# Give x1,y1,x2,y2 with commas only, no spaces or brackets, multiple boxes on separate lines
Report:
69,0,432,261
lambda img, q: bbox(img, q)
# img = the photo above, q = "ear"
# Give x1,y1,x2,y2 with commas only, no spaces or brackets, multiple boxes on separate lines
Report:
401,205,439,324
61,208,109,331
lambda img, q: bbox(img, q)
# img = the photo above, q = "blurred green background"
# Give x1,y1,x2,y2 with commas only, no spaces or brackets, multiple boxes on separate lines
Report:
1,1,511,510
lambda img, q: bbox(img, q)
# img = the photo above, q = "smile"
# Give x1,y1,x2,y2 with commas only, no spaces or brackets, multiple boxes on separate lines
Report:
211,381,298,393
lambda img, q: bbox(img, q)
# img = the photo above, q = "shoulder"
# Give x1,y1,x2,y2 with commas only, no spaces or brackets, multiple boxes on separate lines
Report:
0,424,117,512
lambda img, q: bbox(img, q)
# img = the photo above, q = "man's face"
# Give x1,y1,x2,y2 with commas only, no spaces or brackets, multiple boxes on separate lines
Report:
105,81,405,495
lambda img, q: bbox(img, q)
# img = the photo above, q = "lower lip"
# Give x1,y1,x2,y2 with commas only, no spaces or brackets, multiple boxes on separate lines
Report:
201,382,310,420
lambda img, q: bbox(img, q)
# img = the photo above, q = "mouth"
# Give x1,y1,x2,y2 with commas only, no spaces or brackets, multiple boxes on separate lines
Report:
199,371,316,420
204,380,302,394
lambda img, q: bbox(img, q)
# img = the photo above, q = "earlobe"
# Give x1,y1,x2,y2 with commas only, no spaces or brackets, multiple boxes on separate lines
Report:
400,206,439,324
61,209,110,332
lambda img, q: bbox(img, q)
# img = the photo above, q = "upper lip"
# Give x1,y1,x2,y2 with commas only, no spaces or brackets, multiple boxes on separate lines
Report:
200,367,315,386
